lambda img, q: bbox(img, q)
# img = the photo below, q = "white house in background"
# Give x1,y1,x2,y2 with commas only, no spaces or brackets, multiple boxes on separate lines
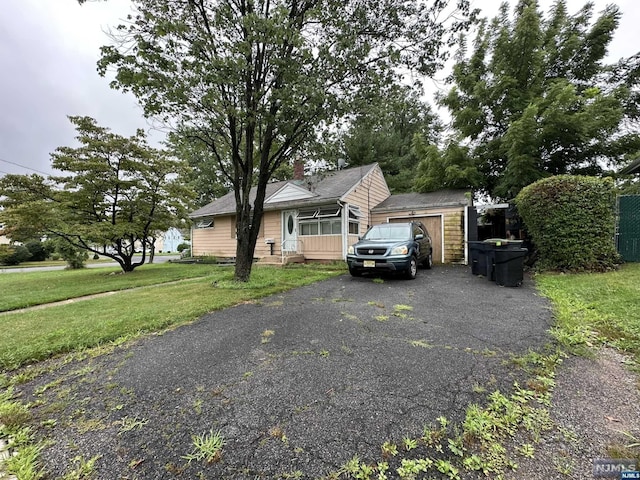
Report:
157,227,186,252
0,223,10,245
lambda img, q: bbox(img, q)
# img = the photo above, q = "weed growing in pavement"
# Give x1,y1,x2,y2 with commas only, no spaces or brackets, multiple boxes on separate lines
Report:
59,455,101,480
3,436,44,480
402,437,418,451
393,305,412,312
618,430,640,449
279,470,304,479
553,455,574,475
340,343,354,355
327,355,558,480
341,312,360,323
392,305,413,320
397,458,432,478
115,416,148,435
332,298,353,303
409,340,431,349
0,388,30,429
261,329,275,344
372,278,384,284
381,441,398,459
74,417,107,435
367,301,385,308
516,443,535,458
472,383,486,394
269,425,288,444
607,430,640,464
183,429,225,464
375,315,389,322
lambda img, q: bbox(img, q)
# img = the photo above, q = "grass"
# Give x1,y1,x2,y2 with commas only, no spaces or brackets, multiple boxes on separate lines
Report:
536,263,640,363
0,263,232,312
0,264,344,370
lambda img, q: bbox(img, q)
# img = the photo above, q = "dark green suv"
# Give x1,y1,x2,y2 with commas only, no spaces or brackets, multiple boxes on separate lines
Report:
346,221,433,279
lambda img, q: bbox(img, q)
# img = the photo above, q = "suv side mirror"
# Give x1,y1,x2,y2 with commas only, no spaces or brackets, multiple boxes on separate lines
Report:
415,234,424,240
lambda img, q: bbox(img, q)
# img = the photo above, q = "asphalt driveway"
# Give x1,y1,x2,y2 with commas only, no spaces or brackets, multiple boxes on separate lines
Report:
21,265,553,479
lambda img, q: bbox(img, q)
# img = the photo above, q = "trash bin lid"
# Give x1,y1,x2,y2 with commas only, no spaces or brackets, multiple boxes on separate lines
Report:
482,238,523,248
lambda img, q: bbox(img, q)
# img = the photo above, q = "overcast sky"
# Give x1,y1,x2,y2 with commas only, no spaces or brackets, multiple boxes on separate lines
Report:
1,0,638,178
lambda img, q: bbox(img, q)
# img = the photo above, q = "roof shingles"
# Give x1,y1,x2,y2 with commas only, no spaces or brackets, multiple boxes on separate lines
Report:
190,164,380,218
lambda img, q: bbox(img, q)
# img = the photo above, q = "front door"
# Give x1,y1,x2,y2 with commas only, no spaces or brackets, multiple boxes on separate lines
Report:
282,210,298,252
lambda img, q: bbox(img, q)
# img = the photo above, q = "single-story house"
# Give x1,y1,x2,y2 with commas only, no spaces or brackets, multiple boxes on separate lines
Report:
189,163,473,264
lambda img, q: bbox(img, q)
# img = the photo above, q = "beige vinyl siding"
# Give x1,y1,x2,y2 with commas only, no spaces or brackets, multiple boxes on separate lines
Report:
192,212,271,258
254,211,281,258
191,216,236,257
343,167,391,236
371,206,466,264
300,235,342,261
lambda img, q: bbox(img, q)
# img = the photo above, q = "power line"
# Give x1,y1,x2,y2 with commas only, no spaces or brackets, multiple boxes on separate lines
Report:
0,157,51,176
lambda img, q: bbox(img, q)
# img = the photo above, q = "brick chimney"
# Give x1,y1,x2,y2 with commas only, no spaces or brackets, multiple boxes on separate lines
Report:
293,158,305,180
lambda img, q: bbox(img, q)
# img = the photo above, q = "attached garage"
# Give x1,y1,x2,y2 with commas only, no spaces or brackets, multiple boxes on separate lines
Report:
370,190,472,265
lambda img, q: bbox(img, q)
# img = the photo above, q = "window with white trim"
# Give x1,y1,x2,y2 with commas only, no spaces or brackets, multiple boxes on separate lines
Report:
348,205,362,235
195,216,214,229
298,206,342,236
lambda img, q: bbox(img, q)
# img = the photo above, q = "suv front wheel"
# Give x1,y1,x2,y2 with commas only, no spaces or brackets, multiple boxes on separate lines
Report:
405,256,418,279
422,252,433,270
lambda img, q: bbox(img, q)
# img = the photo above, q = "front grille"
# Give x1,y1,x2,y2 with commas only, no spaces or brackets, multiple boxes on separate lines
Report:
356,247,387,256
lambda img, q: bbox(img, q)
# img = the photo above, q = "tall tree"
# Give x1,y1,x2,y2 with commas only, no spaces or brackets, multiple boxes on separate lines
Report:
412,136,480,192
0,116,190,273
97,0,473,281
166,131,232,209
440,0,640,199
337,85,442,193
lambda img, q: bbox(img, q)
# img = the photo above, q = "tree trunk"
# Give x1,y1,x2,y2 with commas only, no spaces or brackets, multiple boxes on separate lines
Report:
234,200,256,281
148,241,155,264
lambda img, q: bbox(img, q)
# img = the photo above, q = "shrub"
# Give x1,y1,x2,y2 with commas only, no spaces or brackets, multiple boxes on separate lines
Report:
54,241,89,269
0,244,32,266
24,239,51,261
177,242,190,253
515,175,621,272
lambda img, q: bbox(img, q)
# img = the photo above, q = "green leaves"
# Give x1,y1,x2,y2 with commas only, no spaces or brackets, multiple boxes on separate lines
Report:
515,175,621,272
96,0,474,280
441,0,637,199
0,116,191,273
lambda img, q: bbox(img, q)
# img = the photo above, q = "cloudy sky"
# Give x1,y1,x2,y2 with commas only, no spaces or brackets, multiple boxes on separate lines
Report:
1,0,638,178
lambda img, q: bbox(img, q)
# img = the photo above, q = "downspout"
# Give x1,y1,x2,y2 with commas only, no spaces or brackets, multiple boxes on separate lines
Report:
338,200,347,260
464,206,469,265
190,223,194,257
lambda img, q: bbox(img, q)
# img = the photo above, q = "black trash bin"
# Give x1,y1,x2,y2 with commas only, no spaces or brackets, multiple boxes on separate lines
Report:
494,248,528,287
483,239,524,281
468,241,490,276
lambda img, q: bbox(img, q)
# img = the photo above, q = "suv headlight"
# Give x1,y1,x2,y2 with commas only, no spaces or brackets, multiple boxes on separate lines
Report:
348,245,355,255
391,245,408,255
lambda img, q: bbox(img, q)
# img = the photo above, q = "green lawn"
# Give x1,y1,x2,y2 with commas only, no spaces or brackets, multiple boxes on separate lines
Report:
0,263,228,312
537,263,640,363
0,264,345,370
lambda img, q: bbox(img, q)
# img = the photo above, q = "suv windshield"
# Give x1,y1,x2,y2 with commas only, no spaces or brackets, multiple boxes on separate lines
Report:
362,224,411,241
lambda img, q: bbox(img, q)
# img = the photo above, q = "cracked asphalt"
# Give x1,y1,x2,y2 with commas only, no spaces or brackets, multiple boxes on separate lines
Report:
18,265,553,479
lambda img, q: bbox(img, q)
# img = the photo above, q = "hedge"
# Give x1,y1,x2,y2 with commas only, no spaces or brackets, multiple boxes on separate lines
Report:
515,175,621,272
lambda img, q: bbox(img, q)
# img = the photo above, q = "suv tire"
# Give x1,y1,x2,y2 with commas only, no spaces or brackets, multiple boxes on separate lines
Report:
405,256,418,279
349,266,362,277
423,252,433,270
